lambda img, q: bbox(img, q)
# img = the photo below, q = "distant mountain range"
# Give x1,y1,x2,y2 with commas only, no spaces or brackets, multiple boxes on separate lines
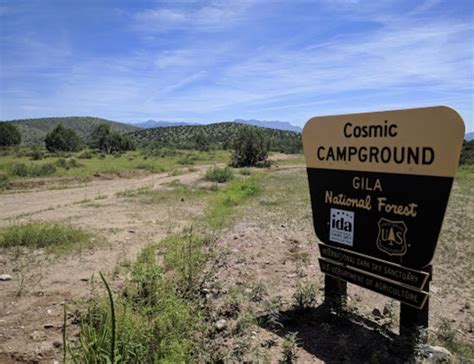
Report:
233,119,302,132
465,132,474,141
132,120,201,129
130,119,302,132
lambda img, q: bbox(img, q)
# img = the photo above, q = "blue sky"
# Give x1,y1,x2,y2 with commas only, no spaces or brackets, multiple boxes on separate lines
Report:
1,0,473,131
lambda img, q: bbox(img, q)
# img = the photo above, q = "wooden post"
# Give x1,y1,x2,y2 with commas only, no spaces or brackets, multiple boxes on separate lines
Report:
399,265,432,339
324,275,347,309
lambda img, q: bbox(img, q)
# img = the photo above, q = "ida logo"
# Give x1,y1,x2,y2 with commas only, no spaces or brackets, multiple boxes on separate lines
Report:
329,208,354,246
376,218,408,256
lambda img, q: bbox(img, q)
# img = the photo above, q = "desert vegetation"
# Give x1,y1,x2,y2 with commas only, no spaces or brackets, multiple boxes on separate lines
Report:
0,120,472,363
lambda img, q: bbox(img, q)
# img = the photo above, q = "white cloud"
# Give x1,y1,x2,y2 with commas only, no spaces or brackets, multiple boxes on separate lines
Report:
132,1,255,32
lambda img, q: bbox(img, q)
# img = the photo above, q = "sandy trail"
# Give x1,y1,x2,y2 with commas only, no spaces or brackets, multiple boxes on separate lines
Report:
0,164,217,223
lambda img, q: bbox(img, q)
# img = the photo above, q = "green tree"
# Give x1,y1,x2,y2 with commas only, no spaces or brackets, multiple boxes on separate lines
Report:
0,123,21,147
44,124,82,152
230,126,269,167
460,140,474,165
89,123,135,153
194,130,210,151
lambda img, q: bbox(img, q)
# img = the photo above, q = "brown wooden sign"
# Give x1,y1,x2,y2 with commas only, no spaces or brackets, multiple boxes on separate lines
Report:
303,106,465,270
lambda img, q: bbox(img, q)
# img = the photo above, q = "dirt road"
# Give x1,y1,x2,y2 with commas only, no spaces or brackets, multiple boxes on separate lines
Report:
0,165,219,224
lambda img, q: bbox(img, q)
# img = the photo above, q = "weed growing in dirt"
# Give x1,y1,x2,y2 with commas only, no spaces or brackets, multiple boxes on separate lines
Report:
160,228,210,295
280,332,299,363
260,298,284,330
293,279,318,310
204,166,234,183
434,318,474,360
0,222,94,254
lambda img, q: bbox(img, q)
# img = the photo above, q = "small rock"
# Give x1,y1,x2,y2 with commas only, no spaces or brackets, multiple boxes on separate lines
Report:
372,308,383,318
80,277,89,282
215,319,227,331
53,341,62,348
0,274,12,281
44,323,54,329
286,273,298,278
128,230,136,234
418,345,452,362
30,330,42,341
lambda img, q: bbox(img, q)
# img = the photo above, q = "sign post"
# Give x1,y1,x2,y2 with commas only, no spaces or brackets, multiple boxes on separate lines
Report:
302,106,465,339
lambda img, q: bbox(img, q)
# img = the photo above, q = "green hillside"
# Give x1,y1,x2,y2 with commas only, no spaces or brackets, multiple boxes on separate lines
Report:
129,122,302,153
3,117,139,146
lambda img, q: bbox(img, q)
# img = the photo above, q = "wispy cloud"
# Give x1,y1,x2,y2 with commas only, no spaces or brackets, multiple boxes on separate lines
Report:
0,0,473,130
132,1,255,32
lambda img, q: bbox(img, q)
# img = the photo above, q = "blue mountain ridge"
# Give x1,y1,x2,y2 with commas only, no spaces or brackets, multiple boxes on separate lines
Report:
130,119,302,132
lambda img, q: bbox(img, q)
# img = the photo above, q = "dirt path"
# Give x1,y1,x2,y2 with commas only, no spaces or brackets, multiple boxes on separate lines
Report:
0,164,219,224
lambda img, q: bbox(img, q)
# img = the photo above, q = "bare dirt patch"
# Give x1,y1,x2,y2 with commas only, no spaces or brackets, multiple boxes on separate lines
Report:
204,168,473,362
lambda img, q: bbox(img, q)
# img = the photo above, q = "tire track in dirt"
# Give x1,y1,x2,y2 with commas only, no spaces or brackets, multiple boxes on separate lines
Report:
0,164,219,223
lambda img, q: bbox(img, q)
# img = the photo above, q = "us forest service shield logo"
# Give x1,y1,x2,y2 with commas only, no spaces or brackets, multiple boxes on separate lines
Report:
376,218,408,256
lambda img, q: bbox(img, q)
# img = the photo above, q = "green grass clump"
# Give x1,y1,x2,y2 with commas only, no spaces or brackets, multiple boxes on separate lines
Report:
69,246,197,363
204,166,234,183
205,175,261,229
9,162,57,177
0,222,93,254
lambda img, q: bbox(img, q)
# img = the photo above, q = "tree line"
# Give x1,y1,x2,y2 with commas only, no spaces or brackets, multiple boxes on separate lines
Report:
0,122,135,154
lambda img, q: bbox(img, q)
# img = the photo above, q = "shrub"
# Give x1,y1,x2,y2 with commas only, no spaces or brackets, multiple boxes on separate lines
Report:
9,163,28,177
0,123,21,147
230,126,269,167
78,150,93,159
0,174,10,190
204,166,234,183
45,124,82,152
56,158,81,170
32,163,56,176
29,145,44,160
